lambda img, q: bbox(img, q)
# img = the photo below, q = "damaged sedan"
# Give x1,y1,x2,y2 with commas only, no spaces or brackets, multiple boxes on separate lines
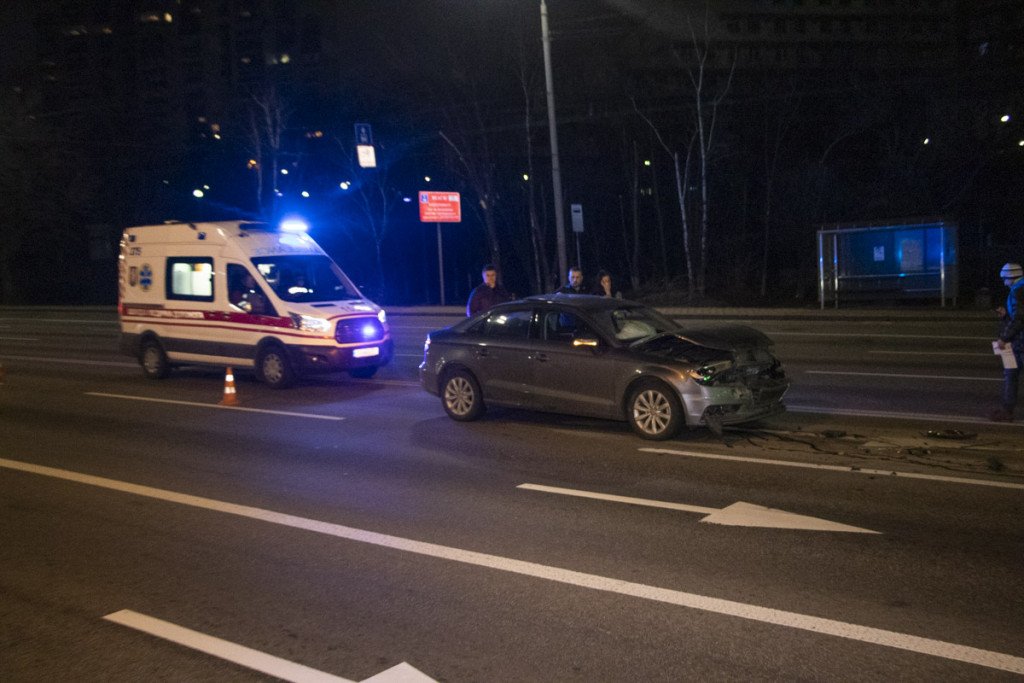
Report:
419,294,789,439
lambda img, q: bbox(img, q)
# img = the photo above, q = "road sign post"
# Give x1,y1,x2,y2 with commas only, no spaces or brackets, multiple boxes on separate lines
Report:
419,192,462,305
571,203,584,269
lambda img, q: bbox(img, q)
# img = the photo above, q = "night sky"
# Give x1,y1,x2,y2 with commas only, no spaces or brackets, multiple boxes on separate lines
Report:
0,1,1020,306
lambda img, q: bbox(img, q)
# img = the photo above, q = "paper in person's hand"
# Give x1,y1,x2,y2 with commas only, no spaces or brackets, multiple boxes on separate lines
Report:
993,341,1018,369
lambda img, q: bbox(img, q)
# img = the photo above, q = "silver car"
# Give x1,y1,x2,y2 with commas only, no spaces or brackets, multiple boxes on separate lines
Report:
419,295,789,440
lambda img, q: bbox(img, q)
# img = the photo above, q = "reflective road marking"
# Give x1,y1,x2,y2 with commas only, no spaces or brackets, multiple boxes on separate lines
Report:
805,370,1000,382
517,483,878,533
104,610,352,683
2,457,1021,675
640,447,1024,490
86,392,345,421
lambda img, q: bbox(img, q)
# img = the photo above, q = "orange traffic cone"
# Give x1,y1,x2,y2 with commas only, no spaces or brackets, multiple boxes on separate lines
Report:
219,367,239,405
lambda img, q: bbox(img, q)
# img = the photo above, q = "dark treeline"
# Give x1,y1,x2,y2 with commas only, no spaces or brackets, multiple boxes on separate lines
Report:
0,0,1020,305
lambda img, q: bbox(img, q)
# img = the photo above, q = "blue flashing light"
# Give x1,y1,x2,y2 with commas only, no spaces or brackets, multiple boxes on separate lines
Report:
361,323,377,339
280,217,309,233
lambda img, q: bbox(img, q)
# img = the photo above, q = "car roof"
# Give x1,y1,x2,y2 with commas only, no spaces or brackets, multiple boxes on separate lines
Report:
513,293,643,311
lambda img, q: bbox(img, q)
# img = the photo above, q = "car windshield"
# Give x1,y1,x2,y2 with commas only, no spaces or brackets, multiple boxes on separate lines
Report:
593,306,680,342
251,255,362,303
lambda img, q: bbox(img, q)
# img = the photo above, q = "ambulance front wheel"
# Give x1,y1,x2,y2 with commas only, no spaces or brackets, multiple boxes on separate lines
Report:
140,339,170,380
257,344,296,389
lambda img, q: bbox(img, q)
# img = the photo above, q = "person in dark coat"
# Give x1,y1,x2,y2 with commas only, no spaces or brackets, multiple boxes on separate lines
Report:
591,269,620,298
466,264,514,317
991,262,1024,421
555,266,585,294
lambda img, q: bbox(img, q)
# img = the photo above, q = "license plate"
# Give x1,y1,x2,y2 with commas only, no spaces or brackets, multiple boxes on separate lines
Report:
353,346,379,358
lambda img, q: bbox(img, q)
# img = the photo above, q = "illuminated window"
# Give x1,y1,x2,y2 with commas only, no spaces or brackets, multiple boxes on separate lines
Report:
167,258,214,301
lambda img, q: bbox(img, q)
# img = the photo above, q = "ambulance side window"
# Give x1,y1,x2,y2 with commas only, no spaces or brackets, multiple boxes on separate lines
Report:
166,257,214,302
228,263,273,315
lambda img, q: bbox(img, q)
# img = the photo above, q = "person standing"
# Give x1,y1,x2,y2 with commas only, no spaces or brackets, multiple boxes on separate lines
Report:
466,264,513,317
591,269,620,298
991,262,1024,422
556,266,585,294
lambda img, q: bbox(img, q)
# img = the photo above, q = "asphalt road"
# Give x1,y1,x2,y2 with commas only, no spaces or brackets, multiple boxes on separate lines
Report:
1,309,1022,681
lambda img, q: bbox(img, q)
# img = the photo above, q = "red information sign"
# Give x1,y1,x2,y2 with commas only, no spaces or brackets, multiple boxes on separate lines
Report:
418,191,462,223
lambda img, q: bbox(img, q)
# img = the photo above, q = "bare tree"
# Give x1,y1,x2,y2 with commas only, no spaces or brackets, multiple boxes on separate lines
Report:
246,87,290,216
334,140,404,302
680,8,736,297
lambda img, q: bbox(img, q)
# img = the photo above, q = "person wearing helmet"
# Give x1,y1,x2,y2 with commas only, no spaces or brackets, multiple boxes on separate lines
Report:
991,262,1024,422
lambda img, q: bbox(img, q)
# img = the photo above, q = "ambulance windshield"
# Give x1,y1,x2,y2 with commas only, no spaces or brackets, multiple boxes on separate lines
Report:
252,255,362,303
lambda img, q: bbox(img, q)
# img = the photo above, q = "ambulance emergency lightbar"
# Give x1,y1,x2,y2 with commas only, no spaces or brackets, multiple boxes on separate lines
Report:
279,218,309,233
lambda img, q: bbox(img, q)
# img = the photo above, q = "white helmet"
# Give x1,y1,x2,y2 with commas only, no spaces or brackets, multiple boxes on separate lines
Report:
1000,263,1023,279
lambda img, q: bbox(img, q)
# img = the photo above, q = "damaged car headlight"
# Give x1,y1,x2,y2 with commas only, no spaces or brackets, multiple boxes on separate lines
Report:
687,359,735,385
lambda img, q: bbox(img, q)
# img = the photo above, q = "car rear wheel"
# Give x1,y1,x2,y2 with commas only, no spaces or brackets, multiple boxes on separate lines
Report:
442,369,485,421
627,380,683,440
258,345,295,389
140,339,170,379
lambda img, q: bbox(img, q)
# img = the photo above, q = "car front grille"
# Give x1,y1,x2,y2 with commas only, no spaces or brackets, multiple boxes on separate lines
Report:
335,317,385,344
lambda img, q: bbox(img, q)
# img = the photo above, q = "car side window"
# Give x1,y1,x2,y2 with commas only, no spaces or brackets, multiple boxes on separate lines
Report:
478,309,534,339
541,310,596,345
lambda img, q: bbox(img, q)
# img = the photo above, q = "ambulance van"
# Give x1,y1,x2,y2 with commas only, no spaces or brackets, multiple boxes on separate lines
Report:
119,219,393,387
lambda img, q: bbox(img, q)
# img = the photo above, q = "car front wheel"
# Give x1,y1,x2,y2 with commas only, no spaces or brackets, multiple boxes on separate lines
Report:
442,369,485,421
627,380,683,440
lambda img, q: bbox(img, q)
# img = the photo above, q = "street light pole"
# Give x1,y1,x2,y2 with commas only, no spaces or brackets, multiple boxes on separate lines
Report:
541,0,568,286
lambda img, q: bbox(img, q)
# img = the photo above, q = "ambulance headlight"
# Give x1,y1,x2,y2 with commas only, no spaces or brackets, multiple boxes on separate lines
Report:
377,309,387,324
289,312,331,333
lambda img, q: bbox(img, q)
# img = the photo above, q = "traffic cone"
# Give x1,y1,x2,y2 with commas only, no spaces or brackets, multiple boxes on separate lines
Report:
219,367,239,405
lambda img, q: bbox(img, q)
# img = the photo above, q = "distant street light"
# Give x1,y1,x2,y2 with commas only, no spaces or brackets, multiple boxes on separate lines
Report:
192,189,204,198
541,0,568,283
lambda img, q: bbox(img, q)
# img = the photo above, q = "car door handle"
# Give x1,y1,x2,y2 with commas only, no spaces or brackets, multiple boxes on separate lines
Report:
533,352,549,363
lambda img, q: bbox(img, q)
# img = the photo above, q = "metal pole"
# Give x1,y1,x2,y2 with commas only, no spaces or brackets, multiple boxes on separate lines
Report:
575,233,581,272
436,222,445,306
541,0,568,285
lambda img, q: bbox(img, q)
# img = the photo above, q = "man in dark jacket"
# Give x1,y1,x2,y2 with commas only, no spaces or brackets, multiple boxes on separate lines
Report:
555,266,585,294
466,264,513,317
992,262,1024,422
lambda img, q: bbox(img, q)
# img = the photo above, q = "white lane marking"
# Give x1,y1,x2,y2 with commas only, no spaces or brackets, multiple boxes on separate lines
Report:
3,458,1021,674
805,370,1000,382
768,331,991,341
0,354,137,368
786,405,1024,429
0,318,115,324
104,610,353,683
0,336,39,341
639,448,1024,490
85,392,345,421
517,484,877,533
520,483,716,514
866,350,991,357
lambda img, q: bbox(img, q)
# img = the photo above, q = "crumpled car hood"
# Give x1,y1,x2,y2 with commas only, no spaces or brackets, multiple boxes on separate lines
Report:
636,324,774,353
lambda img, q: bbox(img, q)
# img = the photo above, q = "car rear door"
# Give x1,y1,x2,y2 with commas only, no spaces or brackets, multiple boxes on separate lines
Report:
464,307,536,405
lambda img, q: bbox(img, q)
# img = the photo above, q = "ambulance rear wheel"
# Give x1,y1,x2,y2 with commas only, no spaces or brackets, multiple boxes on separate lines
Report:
140,340,170,380
257,344,295,389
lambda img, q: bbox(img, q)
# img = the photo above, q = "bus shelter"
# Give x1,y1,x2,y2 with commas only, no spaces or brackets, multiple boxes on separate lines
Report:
817,220,957,308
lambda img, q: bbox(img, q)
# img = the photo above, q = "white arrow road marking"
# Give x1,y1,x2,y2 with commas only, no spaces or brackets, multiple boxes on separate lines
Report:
516,483,877,533
640,448,1024,490
86,392,345,421
103,610,435,683
3,458,1022,674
